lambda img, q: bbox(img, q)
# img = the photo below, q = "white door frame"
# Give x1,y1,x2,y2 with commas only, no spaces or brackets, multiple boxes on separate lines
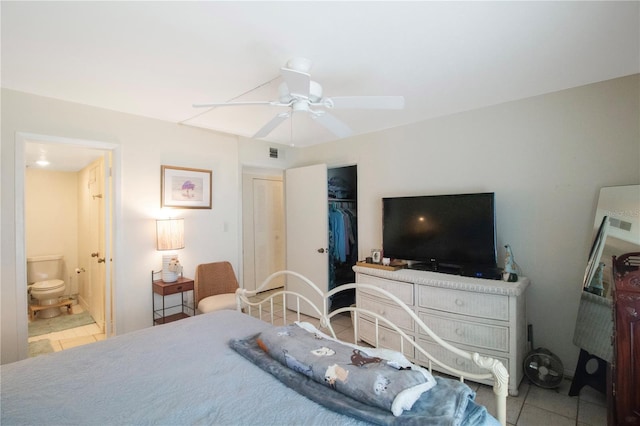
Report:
14,132,121,359
241,166,285,291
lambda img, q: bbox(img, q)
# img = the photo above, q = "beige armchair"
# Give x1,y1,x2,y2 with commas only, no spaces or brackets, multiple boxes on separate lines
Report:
194,261,239,314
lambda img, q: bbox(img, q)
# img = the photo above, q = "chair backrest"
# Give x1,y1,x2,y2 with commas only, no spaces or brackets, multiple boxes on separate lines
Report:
194,261,239,305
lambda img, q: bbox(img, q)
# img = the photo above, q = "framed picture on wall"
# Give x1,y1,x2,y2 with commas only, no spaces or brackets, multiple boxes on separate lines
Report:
161,165,212,209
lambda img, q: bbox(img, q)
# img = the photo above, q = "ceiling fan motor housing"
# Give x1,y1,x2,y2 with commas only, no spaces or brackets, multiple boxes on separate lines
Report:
286,57,312,73
279,80,322,104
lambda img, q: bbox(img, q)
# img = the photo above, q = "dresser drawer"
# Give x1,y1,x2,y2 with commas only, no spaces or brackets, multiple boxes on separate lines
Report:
358,318,414,359
416,338,510,379
417,286,508,321
356,274,413,306
357,293,414,331
418,311,509,352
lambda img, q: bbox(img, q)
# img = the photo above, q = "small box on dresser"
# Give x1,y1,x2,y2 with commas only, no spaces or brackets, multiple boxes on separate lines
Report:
354,265,529,396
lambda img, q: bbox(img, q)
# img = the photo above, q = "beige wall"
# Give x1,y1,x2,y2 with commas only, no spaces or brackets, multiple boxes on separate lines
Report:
238,136,299,170
296,74,640,374
25,169,79,295
2,89,241,363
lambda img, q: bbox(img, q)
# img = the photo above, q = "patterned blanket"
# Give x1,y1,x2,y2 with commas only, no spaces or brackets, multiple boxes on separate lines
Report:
230,330,501,426
255,322,436,416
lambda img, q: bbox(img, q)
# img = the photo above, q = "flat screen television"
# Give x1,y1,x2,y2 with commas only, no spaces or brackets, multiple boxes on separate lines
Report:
382,192,498,277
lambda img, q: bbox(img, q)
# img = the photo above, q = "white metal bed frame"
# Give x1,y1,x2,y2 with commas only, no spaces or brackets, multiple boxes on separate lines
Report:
236,270,508,426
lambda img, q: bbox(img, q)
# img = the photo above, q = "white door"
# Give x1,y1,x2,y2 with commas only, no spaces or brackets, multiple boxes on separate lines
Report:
242,173,285,292
285,164,328,318
87,159,106,331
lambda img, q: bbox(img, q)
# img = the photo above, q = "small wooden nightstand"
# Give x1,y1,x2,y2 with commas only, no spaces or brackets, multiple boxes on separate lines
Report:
152,273,195,325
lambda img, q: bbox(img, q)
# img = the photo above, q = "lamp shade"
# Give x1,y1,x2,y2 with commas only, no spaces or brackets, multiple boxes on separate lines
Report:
156,218,184,251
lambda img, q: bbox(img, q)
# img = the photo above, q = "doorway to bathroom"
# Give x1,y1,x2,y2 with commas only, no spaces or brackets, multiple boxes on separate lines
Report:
16,133,117,359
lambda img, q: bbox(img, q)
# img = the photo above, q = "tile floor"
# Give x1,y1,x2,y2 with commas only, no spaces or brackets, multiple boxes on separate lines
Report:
32,293,609,425
246,289,609,426
28,304,106,352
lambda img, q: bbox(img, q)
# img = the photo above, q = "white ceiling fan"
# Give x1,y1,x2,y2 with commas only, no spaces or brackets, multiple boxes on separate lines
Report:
193,58,405,139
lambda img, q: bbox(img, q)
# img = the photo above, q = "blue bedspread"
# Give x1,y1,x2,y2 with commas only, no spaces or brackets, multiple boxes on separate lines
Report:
1,311,367,425
2,310,499,426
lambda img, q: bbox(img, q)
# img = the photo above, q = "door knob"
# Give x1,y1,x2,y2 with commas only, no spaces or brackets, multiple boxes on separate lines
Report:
91,252,99,257
317,248,327,253
97,258,106,263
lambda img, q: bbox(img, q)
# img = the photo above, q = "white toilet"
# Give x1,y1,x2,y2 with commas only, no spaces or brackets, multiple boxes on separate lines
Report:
27,255,67,319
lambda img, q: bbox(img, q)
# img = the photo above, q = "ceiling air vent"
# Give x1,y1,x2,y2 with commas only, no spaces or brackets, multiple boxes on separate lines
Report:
269,147,279,159
609,217,632,232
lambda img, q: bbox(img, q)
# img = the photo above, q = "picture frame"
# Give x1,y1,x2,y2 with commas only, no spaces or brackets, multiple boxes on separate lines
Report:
161,165,212,209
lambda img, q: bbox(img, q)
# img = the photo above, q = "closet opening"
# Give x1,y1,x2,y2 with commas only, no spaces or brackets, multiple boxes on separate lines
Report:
328,165,357,311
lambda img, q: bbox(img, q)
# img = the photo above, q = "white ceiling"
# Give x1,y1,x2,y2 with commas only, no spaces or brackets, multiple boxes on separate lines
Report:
3,1,639,161
24,140,107,172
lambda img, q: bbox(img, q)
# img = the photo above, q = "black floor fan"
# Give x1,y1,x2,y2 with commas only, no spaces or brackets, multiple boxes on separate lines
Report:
523,326,564,389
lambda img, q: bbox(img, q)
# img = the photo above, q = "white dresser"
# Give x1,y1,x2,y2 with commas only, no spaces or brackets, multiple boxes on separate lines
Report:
354,265,529,396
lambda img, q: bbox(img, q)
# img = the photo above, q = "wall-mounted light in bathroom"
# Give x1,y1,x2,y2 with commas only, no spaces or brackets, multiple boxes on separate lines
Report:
35,156,50,167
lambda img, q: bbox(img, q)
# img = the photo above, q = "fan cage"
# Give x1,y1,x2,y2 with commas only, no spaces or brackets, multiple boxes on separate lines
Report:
523,348,564,389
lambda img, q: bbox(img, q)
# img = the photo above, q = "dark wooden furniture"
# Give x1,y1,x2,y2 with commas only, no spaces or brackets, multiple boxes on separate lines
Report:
611,252,640,425
152,272,194,325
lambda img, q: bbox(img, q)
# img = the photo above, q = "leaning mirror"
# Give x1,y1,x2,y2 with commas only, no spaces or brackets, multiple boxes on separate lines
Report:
584,185,640,298
570,184,640,396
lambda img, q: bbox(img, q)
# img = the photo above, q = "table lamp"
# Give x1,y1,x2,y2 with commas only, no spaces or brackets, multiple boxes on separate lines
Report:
156,218,184,282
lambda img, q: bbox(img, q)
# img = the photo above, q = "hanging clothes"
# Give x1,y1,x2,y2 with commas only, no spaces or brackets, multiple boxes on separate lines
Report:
329,205,347,262
329,203,356,263
328,201,357,290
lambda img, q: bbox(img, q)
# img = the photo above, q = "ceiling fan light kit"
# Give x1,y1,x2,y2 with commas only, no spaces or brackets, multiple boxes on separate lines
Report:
193,57,405,140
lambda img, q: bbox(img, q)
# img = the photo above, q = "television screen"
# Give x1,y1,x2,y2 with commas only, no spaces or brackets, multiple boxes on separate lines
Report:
382,193,497,272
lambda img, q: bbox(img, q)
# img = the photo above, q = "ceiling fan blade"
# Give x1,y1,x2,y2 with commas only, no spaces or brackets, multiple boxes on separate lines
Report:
325,96,405,110
311,111,353,138
193,101,276,108
281,67,310,98
253,112,290,138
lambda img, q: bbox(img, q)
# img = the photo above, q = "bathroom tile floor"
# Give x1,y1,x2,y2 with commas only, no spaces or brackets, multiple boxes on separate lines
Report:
247,289,609,426
28,304,106,353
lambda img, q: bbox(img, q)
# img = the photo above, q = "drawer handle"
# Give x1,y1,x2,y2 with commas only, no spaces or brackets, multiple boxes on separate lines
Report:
455,328,464,336
455,358,465,366
176,286,182,290
455,299,464,307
